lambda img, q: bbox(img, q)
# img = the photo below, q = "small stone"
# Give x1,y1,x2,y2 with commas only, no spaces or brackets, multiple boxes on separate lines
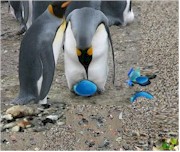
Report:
17,120,31,128
123,145,129,150
116,137,122,143
2,122,17,130
42,118,56,125
57,121,65,126
1,114,13,121
1,139,8,144
33,127,47,132
174,145,179,151
119,112,123,120
168,132,178,137
6,105,35,118
85,140,95,147
78,118,88,125
132,130,140,136
46,115,59,121
34,147,40,151
41,104,51,109
11,126,20,132
98,139,110,148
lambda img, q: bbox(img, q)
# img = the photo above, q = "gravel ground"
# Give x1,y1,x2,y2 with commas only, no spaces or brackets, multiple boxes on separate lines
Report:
1,1,178,151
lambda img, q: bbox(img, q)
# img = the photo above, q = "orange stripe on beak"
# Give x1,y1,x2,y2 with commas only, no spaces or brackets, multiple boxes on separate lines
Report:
76,49,82,56
87,47,93,56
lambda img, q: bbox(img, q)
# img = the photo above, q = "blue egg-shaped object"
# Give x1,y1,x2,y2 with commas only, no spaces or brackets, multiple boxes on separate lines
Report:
136,76,150,86
73,80,97,96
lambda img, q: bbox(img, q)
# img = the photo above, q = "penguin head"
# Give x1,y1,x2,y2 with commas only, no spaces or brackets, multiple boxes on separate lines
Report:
64,7,111,75
48,1,71,18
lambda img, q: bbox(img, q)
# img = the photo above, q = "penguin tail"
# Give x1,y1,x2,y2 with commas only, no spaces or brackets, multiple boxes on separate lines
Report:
10,95,36,105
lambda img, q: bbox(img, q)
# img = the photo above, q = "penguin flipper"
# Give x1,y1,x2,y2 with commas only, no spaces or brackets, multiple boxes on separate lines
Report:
39,50,55,101
10,95,36,105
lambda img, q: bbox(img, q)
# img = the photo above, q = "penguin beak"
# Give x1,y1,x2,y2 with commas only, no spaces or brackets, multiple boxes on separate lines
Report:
76,47,93,77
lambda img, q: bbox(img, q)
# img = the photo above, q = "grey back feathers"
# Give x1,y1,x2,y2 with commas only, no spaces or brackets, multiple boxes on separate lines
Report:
66,7,108,50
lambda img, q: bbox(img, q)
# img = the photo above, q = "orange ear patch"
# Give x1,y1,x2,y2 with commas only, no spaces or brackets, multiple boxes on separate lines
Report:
48,5,54,15
87,47,93,56
61,1,71,8
76,49,82,56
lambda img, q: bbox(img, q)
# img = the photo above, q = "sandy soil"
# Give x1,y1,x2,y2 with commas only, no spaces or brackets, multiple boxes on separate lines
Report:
1,1,178,150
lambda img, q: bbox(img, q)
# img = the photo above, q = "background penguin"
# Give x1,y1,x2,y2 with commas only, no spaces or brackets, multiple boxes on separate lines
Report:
64,7,115,92
11,1,69,105
101,0,134,26
8,0,52,34
64,0,134,26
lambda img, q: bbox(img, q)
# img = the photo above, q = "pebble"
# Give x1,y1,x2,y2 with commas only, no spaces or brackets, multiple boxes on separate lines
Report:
78,118,88,125
118,112,123,120
1,139,8,144
85,140,95,148
168,132,178,137
116,137,122,143
41,104,51,109
98,139,110,148
1,114,13,121
6,105,35,118
46,115,59,121
32,127,47,132
2,122,17,130
123,145,129,150
42,118,56,125
132,130,140,136
34,147,40,151
17,120,31,128
57,121,65,126
11,126,20,132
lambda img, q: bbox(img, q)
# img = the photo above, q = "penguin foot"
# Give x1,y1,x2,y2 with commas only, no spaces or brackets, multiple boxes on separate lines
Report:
38,97,48,105
10,96,35,105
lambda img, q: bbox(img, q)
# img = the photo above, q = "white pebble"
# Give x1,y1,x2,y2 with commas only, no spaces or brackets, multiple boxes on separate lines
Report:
119,112,123,120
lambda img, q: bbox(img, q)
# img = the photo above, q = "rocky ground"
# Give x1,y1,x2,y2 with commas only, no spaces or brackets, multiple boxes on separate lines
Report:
1,1,179,151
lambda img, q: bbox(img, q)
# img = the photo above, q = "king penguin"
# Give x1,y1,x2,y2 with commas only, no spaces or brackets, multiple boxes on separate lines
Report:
64,7,115,92
11,1,69,105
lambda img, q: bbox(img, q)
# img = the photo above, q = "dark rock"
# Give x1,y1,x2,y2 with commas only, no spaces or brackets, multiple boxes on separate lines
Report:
41,104,51,109
1,139,8,144
78,118,88,125
123,145,129,150
42,118,56,125
85,140,95,147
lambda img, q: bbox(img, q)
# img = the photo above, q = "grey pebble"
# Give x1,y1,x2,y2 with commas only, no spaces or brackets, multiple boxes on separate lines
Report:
132,130,140,136
46,115,59,121
11,126,20,132
1,114,13,121
98,139,110,148
85,140,95,147
2,122,16,130
123,145,129,150
57,121,65,126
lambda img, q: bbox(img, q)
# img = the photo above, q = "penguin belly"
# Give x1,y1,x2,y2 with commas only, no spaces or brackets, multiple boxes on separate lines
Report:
88,24,109,92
